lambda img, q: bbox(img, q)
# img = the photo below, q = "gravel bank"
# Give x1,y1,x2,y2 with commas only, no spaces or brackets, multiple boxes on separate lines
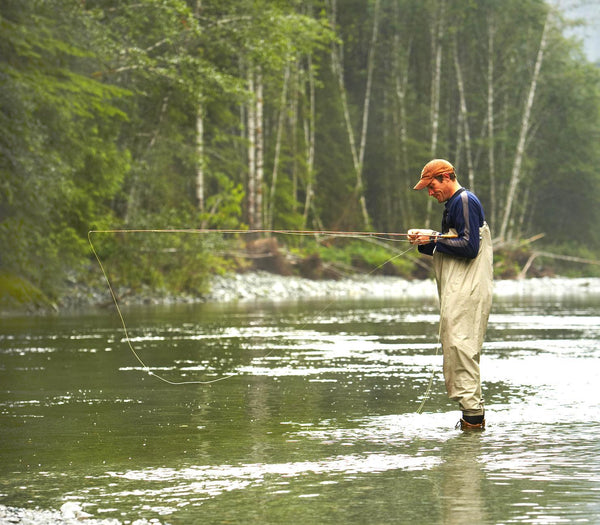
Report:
203,272,439,303
56,273,600,310
492,276,600,298
208,273,600,303
206,273,600,302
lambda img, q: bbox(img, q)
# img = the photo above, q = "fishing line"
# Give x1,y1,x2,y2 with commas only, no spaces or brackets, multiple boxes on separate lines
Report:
88,228,441,409
415,336,440,414
88,231,235,385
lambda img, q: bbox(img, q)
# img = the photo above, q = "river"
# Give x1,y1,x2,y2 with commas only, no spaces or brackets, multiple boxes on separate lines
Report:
1,278,599,524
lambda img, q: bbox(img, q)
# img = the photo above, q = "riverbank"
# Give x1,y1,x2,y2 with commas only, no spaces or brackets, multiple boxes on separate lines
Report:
204,272,600,303
4,271,600,314
59,272,600,310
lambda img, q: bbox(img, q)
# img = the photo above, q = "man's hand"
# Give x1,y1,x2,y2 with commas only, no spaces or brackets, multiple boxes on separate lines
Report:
407,228,438,245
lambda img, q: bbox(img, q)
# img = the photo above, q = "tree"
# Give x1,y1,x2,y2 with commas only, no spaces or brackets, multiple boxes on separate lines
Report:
0,0,129,297
2,0,600,306
498,6,551,241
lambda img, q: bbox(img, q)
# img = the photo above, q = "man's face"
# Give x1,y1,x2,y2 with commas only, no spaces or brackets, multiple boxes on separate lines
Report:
426,174,452,203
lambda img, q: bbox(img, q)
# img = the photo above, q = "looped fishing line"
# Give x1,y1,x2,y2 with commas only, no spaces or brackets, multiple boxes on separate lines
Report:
415,336,440,414
88,231,236,385
89,228,438,410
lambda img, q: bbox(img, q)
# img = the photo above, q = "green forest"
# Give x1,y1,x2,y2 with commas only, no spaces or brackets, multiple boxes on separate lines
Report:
2,0,600,308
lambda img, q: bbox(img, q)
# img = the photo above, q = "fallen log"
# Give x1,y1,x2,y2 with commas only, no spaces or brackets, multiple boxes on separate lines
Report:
518,251,600,280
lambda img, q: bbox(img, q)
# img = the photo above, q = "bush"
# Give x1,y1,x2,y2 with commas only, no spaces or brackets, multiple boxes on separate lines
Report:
311,238,418,278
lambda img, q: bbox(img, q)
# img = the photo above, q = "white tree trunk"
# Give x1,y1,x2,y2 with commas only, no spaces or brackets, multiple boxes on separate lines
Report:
328,0,375,229
290,64,298,214
487,15,497,229
267,64,289,230
255,69,264,230
194,0,204,214
453,39,474,191
392,0,413,227
195,104,204,212
303,55,317,228
425,0,445,228
247,67,256,229
429,19,442,158
355,0,380,230
498,10,550,241
329,6,359,170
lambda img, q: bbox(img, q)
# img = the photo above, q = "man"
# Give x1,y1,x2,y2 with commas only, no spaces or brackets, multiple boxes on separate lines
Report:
408,159,493,430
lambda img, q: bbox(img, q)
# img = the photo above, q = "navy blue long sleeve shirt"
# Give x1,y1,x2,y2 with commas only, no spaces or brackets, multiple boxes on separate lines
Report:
418,188,485,259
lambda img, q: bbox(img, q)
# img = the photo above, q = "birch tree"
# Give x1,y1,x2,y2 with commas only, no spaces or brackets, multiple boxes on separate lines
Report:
245,66,266,231
195,104,205,212
428,0,445,159
356,0,381,230
234,0,333,230
391,1,413,228
486,12,497,229
425,0,446,228
498,8,551,241
194,0,204,213
453,38,475,191
328,0,380,230
302,55,319,229
267,64,290,230
255,69,264,229
5,0,600,301
246,66,257,229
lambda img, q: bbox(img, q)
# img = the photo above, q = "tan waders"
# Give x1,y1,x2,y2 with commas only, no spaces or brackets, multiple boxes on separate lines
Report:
433,223,493,427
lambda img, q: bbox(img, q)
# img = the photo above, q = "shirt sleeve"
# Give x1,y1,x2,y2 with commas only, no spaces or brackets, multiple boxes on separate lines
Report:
417,243,436,256
435,191,482,259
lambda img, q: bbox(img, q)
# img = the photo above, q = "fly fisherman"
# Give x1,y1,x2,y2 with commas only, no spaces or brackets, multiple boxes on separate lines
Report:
408,159,493,430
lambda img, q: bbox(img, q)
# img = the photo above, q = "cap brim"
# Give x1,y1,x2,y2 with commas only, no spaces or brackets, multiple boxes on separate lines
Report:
413,178,429,190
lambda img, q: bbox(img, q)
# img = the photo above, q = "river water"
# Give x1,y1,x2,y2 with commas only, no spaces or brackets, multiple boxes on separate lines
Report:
1,279,599,524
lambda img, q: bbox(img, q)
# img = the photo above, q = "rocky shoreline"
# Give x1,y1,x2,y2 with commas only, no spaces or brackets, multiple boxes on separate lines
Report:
209,273,600,302
57,272,600,310
3,270,600,315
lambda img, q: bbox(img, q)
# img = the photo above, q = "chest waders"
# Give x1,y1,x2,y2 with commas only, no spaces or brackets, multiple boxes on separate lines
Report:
433,223,493,416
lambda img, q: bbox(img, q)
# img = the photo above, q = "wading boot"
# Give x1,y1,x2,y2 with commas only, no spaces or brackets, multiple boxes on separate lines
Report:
456,413,485,431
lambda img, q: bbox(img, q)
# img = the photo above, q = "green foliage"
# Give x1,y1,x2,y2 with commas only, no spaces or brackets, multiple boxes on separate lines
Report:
91,226,234,298
93,232,221,295
199,175,245,230
493,245,532,280
315,239,417,278
2,0,600,309
527,48,600,245
0,270,54,311
535,243,600,278
0,0,129,297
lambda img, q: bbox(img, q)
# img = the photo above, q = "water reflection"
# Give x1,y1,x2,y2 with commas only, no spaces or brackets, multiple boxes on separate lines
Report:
439,433,487,525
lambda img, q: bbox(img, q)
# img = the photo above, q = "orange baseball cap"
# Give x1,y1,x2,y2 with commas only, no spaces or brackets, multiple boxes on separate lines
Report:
413,159,455,190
